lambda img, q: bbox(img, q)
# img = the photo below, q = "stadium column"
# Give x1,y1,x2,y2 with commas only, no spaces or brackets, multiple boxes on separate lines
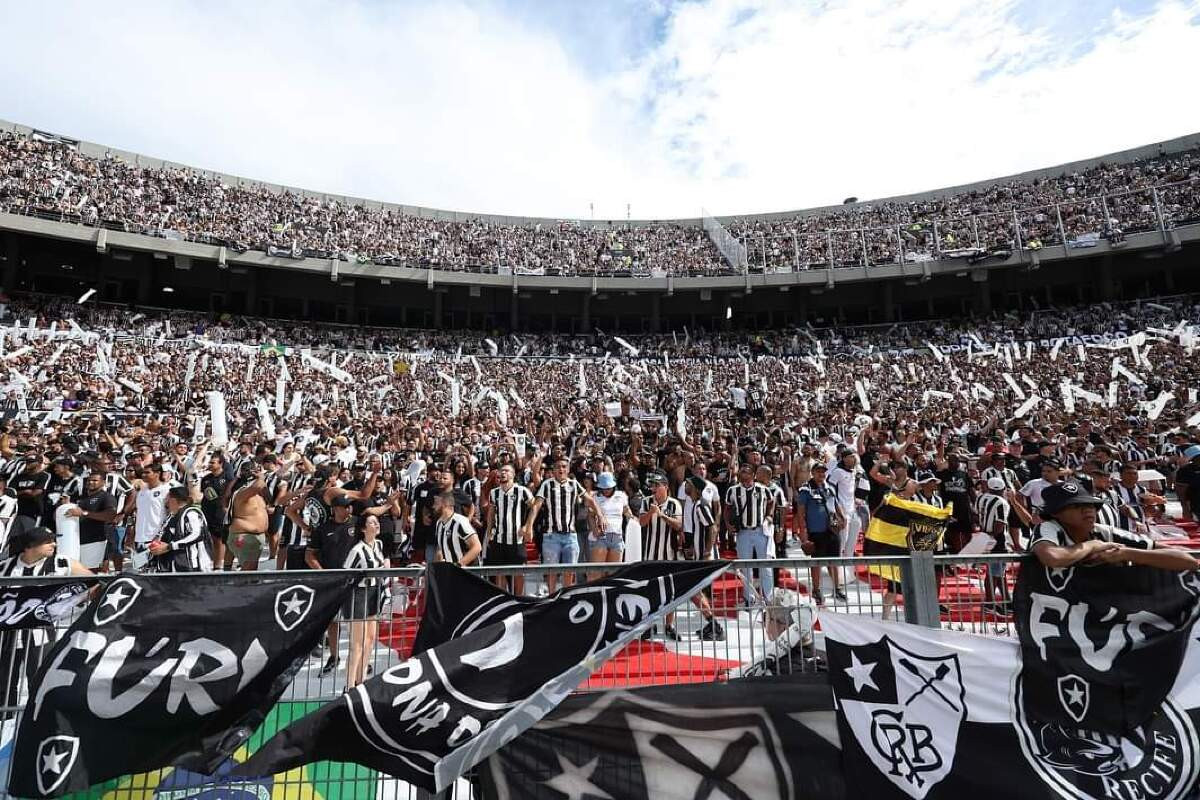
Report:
880,281,896,322
434,290,444,330
137,256,152,304
580,293,591,331
1,233,18,292
972,269,991,314
243,268,257,315
1097,254,1115,300
510,292,519,331
650,294,661,333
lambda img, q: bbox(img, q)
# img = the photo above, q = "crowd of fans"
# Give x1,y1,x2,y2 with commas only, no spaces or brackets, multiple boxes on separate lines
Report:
1,129,1198,277
0,289,1195,675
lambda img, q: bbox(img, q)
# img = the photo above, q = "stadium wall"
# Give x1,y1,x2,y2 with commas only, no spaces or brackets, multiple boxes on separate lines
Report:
3,226,1196,332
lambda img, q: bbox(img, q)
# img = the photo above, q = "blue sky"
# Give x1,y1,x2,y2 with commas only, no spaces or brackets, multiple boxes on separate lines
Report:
0,0,1196,218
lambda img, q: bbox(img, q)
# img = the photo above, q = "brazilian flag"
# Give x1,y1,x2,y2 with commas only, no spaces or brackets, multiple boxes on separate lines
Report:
259,343,286,358
863,494,954,584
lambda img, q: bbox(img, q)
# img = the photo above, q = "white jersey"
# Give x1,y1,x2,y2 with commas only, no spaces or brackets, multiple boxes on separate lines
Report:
134,482,173,544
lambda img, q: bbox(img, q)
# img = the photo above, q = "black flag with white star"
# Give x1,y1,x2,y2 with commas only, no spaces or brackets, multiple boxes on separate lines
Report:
479,675,844,800
232,560,728,793
8,572,354,798
824,610,1200,800
1013,558,1200,733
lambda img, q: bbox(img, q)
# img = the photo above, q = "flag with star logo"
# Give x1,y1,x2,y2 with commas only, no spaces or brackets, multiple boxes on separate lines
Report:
6,572,355,798
0,580,93,630
230,560,729,794
478,675,844,800
823,610,1200,800
1013,556,1200,734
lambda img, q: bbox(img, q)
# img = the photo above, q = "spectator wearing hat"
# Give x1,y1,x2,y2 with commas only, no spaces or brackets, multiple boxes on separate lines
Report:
976,476,1032,612
306,493,359,677
1030,482,1197,572
912,471,945,509
794,463,845,606
589,472,631,576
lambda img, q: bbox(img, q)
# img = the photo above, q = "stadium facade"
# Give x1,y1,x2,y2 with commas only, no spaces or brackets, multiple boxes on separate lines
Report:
1,118,1197,331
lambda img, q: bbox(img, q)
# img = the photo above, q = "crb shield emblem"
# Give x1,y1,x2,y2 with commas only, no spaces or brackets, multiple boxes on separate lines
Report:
832,635,966,799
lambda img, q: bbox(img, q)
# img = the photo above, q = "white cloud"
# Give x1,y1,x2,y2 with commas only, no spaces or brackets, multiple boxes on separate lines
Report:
0,0,1196,219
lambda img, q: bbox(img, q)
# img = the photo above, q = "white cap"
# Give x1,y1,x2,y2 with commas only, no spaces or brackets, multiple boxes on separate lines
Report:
986,476,1007,492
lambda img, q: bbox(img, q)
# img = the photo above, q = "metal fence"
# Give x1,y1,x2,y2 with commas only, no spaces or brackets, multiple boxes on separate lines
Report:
0,554,1025,799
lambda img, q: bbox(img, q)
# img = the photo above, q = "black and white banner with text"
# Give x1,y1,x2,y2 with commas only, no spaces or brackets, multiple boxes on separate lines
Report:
824,604,1200,800
7,572,354,798
233,561,729,793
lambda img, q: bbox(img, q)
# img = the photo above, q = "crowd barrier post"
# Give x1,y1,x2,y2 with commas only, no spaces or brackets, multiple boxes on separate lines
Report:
900,550,941,628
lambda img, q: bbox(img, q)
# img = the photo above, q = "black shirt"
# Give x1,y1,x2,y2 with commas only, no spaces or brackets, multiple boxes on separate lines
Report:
12,470,50,521
309,519,357,569
936,467,972,520
200,472,231,528
77,490,117,544
409,481,440,549
1177,462,1200,509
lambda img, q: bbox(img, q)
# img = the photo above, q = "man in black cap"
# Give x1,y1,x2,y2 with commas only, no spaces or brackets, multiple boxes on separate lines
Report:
1029,482,1197,572
305,494,358,676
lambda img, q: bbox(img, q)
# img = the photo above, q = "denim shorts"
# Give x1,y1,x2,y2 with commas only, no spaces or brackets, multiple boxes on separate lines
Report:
542,531,580,564
591,530,625,552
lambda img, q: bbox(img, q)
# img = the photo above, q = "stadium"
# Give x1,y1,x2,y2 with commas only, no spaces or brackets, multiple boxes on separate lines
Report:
1,3,1200,799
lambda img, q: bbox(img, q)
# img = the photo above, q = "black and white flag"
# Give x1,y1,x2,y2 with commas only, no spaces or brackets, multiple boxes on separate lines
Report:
0,581,93,630
824,607,1200,800
480,675,844,800
233,560,729,793
1013,558,1200,733
7,573,354,798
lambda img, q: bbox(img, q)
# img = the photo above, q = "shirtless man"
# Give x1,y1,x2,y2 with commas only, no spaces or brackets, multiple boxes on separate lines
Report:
227,460,270,571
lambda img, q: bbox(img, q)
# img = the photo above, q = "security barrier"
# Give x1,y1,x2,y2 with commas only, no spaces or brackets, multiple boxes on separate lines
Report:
0,554,1028,799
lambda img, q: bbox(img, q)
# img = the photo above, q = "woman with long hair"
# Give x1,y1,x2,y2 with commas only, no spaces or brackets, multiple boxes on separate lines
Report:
342,513,387,691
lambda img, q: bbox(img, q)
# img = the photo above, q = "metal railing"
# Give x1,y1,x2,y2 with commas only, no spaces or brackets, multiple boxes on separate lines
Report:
739,175,1200,272
3,173,1196,279
0,553,1031,799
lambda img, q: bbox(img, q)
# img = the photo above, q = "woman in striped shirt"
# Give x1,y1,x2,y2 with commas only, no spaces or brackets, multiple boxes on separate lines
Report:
342,513,387,691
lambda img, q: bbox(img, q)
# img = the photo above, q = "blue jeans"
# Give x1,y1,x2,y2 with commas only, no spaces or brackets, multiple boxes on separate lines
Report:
736,526,773,604
542,532,580,564
591,530,625,552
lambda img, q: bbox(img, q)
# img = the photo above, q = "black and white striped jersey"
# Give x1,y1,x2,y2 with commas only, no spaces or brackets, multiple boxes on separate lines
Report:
974,493,1010,541
913,491,946,510
1095,487,1122,528
724,483,771,530
641,496,682,561
461,477,482,510
148,506,210,572
536,477,585,533
685,499,716,559
103,472,134,513
980,466,1019,491
437,512,478,565
1113,483,1147,530
278,473,313,549
344,538,387,587
488,484,534,545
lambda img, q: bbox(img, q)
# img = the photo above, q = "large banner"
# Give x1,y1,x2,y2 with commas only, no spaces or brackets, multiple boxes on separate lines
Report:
7,573,355,798
824,564,1200,800
232,561,728,793
480,675,844,800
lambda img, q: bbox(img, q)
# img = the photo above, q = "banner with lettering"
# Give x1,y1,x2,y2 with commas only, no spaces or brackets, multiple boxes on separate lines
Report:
823,607,1200,800
0,581,93,630
6,573,354,797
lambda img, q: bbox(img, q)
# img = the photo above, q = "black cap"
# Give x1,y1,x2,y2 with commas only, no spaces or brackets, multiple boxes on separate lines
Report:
20,526,56,549
646,471,668,486
1041,481,1106,516
1042,458,1063,470
332,495,354,508
916,470,940,484
686,476,707,493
